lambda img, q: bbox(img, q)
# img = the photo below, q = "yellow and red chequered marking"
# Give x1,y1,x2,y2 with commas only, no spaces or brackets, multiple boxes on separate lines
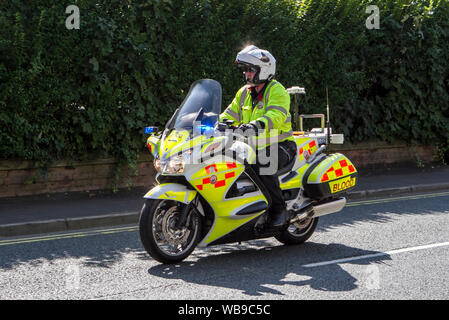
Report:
205,164,217,174
196,162,237,190
298,140,318,161
201,162,237,175
321,159,355,182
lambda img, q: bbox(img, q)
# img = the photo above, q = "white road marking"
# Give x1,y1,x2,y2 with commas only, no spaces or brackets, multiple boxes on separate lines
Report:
0,226,138,246
347,191,449,207
302,241,449,268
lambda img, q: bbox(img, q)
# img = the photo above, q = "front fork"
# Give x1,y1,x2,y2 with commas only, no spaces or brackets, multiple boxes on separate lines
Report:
174,196,202,229
174,201,192,229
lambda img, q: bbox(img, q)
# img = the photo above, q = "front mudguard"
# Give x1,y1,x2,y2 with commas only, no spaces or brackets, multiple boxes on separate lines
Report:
144,183,197,204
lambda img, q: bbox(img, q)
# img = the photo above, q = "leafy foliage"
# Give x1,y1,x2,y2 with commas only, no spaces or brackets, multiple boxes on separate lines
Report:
1,0,448,167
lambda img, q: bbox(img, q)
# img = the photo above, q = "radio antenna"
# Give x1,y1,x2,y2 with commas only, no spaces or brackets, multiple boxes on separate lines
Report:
326,87,331,145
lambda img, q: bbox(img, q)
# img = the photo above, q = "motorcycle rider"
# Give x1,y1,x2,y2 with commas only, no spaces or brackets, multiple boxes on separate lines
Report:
219,45,297,230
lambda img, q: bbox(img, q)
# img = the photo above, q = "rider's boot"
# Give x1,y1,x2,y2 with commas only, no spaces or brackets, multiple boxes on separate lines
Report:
268,205,289,230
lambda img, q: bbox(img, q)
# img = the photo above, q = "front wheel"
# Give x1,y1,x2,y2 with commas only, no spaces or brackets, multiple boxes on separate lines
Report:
139,199,202,264
275,216,319,245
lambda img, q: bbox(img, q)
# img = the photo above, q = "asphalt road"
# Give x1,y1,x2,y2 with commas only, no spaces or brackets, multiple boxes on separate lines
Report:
1,191,448,301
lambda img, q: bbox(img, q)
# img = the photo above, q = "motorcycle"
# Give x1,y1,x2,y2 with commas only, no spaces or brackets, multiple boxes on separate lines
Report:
139,79,357,264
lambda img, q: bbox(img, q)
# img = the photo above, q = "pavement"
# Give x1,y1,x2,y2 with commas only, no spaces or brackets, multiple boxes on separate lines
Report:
1,163,449,238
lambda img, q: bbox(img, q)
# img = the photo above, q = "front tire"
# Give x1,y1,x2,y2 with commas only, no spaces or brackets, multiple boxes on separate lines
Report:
275,216,318,245
139,199,202,264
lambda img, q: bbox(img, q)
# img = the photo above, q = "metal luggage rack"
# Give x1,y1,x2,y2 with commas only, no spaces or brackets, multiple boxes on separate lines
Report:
287,86,344,145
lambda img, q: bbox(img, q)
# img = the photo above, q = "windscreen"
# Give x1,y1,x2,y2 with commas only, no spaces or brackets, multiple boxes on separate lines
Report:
172,79,222,130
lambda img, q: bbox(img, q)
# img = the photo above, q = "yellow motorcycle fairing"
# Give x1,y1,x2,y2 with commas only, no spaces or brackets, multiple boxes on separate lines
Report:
279,137,319,190
186,159,267,247
144,183,197,204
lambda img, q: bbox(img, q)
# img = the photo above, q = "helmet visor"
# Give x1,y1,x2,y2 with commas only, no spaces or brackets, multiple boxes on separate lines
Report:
237,63,259,73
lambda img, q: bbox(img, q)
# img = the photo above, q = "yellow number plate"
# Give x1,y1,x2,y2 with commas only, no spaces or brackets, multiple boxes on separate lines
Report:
329,176,356,193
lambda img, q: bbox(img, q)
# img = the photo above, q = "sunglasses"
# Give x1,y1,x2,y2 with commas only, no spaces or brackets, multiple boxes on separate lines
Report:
238,65,258,73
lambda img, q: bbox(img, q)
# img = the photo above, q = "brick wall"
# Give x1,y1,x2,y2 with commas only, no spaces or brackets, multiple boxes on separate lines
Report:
0,154,156,198
331,141,437,169
0,142,438,198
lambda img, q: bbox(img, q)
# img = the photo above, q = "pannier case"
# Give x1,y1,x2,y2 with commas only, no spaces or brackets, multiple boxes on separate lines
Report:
303,153,357,200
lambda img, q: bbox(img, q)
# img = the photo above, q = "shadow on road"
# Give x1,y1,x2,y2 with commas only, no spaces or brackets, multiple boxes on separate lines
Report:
145,194,447,296
1,193,445,278
0,230,146,270
318,193,449,232
147,241,391,296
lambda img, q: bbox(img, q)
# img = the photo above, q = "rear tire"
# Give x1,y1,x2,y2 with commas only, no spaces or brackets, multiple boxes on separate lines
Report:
139,199,202,264
275,217,318,245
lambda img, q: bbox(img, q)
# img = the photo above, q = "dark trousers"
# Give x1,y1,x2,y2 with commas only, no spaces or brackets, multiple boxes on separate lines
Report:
250,140,297,210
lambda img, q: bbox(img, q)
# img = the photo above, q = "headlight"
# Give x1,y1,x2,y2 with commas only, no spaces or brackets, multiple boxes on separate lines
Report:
154,154,186,174
168,155,185,174
154,158,163,172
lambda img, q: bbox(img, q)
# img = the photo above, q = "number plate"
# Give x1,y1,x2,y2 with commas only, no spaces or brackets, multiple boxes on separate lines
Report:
329,176,356,193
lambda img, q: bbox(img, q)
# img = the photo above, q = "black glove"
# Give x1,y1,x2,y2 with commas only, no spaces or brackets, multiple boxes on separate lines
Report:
222,118,235,126
215,118,236,132
215,121,226,132
237,123,258,136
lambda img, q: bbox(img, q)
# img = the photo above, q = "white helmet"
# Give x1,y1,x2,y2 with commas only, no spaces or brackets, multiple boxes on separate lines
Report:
235,45,276,85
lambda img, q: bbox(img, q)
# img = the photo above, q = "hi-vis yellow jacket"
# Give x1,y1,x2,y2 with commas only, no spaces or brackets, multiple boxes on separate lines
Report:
219,80,294,149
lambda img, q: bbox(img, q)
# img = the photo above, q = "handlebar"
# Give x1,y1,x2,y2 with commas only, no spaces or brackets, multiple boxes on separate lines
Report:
216,119,238,132
215,122,258,142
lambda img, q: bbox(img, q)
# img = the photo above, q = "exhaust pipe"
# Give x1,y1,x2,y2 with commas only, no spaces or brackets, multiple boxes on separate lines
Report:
290,198,346,224
313,197,346,217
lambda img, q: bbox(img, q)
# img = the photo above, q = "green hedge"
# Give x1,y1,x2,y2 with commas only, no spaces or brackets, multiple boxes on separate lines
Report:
1,0,448,168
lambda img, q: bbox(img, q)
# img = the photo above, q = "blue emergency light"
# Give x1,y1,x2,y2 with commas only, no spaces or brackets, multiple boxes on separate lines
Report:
145,126,158,134
197,125,214,131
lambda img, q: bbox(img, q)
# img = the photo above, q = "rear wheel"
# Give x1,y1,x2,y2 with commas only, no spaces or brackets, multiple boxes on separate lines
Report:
139,199,202,264
275,216,318,245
